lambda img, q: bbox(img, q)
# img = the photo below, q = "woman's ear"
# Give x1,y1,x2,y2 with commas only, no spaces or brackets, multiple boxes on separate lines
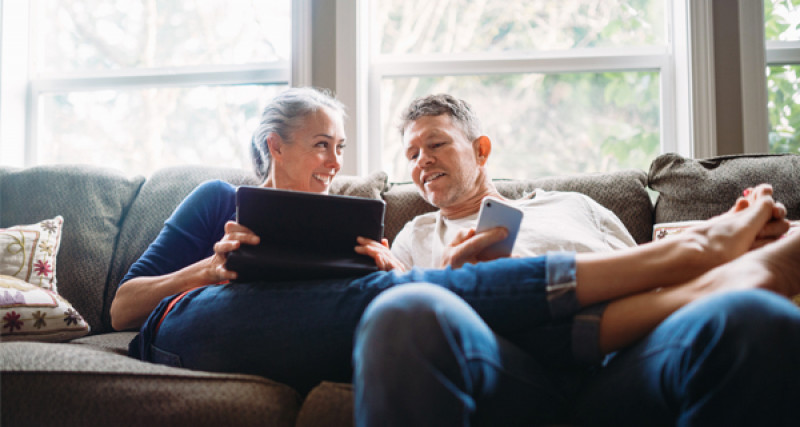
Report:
266,133,284,161
474,136,492,166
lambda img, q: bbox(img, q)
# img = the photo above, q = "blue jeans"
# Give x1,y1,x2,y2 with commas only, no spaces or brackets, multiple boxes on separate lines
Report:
353,283,585,427
354,286,800,426
130,254,582,395
572,289,800,426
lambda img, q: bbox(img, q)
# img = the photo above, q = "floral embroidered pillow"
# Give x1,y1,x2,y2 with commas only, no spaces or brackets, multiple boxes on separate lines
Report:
0,216,63,292
1,275,89,342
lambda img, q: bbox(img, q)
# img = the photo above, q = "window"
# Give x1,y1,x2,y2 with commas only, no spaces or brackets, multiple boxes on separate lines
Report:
765,0,800,154
367,0,673,182
2,0,297,176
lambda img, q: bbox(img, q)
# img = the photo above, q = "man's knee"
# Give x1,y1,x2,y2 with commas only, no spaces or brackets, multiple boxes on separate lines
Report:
354,282,498,375
355,283,466,354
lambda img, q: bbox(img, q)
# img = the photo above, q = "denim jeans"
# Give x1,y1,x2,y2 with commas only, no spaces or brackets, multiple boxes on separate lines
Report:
572,289,800,426
353,283,586,427
354,285,800,426
131,254,582,395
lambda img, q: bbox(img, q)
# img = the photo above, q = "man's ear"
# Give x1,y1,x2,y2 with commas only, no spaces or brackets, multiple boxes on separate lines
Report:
474,136,492,166
266,133,284,161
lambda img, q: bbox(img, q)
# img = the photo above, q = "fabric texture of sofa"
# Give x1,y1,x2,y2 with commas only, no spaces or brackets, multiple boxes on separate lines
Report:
1,152,798,426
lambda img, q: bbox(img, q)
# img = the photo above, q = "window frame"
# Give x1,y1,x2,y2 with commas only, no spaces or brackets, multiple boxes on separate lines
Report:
335,0,721,176
5,1,783,176
0,0,311,169
762,1,800,154
739,0,769,154
766,40,800,63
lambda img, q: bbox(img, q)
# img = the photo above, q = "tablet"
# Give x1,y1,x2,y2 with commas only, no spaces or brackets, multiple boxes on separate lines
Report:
225,186,386,282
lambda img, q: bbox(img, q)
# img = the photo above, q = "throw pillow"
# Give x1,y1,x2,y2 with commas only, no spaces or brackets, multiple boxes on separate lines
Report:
1,274,90,342
0,216,64,292
648,153,800,224
330,171,389,200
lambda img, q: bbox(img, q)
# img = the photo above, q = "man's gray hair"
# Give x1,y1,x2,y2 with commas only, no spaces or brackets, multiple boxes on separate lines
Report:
398,94,482,142
251,87,346,180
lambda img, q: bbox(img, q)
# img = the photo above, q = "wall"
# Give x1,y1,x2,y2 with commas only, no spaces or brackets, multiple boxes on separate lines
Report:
311,0,337,91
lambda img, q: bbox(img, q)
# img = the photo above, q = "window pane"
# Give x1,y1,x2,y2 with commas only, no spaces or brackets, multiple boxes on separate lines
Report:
767,65,800,154
376,0,665,55
381,73,660,181
37,84,287,176
765,0,800,41
32,0,290,73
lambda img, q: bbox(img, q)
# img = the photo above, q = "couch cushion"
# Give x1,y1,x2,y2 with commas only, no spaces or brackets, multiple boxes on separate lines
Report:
0,165,144,334
0,334,301,427
0,166,19,222
649,153,800,223
383,169,652,245
381,183,438,244
330,171,388,200
296,381,354,427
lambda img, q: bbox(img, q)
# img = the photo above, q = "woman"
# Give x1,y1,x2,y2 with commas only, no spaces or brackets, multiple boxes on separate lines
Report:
111,87,348,331
112,87,799,405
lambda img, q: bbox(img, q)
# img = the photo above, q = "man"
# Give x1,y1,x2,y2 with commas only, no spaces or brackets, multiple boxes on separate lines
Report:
353,94,800,426
357,94,635,272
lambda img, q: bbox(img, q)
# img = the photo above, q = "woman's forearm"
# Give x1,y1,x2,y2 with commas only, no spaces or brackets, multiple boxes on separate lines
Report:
574,237,703,307
110,258,213,331
597,284,705,354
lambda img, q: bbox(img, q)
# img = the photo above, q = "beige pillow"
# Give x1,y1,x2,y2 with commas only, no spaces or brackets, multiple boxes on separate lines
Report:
0,216,64,293
1,275,89,342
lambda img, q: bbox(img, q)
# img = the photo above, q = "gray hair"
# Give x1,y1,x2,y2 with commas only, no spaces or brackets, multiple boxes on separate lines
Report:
251,87,346,180
398,94,482,142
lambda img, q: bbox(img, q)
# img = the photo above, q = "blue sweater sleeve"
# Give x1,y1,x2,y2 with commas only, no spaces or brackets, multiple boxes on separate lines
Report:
120,180,237,287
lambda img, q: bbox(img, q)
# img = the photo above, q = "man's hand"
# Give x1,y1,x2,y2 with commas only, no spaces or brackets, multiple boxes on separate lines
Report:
356,237,408,272
440,227,509,269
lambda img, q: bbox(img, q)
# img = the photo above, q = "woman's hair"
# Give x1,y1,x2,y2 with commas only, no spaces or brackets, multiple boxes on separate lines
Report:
251,87,346,180
398,94,482,142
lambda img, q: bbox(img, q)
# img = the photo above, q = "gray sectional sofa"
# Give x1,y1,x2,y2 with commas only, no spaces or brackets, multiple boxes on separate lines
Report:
1,152,798,426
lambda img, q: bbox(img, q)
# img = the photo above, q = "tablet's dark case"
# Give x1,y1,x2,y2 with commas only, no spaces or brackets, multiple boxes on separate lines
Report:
225,186,386,282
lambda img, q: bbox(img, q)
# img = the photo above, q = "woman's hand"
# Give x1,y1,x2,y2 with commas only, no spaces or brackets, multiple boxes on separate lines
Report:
439,227,508,269
111,221,260,331
207,221,261,282
355,237,408,272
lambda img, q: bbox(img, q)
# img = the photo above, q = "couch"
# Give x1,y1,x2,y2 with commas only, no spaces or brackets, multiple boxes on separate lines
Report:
1,152,798,426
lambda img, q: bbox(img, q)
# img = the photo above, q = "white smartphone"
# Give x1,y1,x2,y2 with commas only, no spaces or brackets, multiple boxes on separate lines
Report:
475,197,524,259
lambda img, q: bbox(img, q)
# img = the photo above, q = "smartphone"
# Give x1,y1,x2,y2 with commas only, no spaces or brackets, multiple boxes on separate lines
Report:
475,197,524,259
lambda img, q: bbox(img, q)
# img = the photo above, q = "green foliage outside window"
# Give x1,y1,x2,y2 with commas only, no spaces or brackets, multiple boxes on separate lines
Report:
378,0,662,181
765,0,800,154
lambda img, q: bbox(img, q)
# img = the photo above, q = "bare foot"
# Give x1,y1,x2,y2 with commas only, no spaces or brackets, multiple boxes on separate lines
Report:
675,184,785,271
726,184,789,247
695,230,800,298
